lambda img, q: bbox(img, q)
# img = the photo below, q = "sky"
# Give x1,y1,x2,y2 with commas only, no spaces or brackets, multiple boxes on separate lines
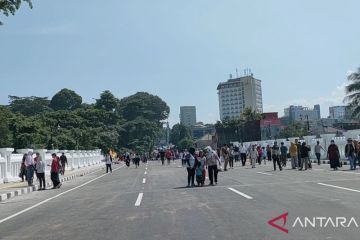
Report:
1,0,359,126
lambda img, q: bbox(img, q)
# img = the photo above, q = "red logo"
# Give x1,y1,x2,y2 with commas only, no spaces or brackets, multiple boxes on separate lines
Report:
268,212,289,234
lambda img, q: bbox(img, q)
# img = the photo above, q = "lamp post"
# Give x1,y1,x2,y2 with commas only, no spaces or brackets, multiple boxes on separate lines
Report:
50,123,61,150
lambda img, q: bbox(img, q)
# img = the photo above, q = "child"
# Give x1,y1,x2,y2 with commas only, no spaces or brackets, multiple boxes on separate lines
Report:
196,161,203,187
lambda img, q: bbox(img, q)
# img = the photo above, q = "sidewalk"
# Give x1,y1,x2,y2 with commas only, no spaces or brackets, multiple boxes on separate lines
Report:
0,163,105,202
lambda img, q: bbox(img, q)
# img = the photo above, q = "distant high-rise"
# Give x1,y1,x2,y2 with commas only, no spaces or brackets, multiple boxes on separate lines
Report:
284,105,321,123
329,106,346,119
217,74,263,121
180,106,196,127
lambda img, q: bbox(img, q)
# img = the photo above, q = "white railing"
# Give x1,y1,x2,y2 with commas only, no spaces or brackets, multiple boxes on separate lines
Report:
238,129,360,160
0,148,103,183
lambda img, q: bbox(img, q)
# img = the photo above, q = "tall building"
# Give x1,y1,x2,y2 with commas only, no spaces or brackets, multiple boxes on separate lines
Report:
284,105,321,123
217,74,263,121
329,106,346,119
180,106,196,127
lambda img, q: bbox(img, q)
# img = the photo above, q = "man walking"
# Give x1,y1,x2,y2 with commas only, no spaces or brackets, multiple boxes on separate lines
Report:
105,153,113,173
295,139,302,168
299,142,311,171
280,142,288,167
345,138,356,170
240,144,247,166
272,142,282,171
25,151,35,186
314,141,325,165
60,152,68,175
249,145,258,169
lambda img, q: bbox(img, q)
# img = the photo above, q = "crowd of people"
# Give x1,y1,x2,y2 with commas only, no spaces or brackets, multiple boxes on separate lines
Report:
179,138,360,187
20,152,66,190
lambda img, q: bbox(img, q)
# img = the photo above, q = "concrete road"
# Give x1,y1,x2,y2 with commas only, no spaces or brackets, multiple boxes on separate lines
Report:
0,160,360,240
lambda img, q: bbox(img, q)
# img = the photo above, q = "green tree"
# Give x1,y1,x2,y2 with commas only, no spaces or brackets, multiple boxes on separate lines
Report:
95,90,119,111
345,67,360,117
178,138,194,150
0,0,32,25
0,106,13,147
240,107,263,122
8,95,51,116
117,92,170,122
278,122,308,138
170,124,191,147
50,88,82,111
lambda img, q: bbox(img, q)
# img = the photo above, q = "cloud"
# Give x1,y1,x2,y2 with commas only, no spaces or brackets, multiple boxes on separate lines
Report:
264,82,348,118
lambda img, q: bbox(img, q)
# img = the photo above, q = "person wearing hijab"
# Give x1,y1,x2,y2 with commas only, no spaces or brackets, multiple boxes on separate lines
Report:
328,140,341,170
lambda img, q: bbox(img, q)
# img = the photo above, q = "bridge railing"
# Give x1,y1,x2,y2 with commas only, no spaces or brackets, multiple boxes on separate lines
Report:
0,148,103,183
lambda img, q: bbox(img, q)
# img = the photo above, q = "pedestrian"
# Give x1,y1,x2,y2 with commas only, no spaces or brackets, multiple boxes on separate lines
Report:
327,140,340,170
221,145,230,171
345,138,356,170
257,146,263,165
185,147,197,187
25,151,35,186
240,144,247,166
280,142,288,167
205,148,220,185
289,142,298,169
272,142,282,171
50,153,61,189
105,153,112,173
166,149,172,165
249,145,258,168
134,153,140,168
195,161,203,187
295,139,302,168
35,153,46,190
198,151,206,186
354,140,360,168
229,146,234,169
314,141,325,165
299,142,310,171
262,147,267,165
266,145,272,161
160,149,165,165
19,153,27,182
234,145,240,162
125,152,130,167
60,152,68,175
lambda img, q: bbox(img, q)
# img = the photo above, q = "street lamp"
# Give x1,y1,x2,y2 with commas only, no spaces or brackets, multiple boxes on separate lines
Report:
50,123,61,150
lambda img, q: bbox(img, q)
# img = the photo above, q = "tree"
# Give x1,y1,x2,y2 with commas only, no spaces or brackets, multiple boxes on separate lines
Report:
345,67,360,117
117,92,170,122
95,90,119,111
8,95,51,116
0,0,32,25
170,124,191,147
278,122,308,138
50,88,82,111
178,138,194,150
0,106,13,147
240,107,263,122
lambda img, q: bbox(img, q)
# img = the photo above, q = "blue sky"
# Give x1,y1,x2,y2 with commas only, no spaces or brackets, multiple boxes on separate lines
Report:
1,0,359,126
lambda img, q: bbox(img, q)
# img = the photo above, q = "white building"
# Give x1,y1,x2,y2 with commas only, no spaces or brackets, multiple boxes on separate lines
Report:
217,75,263,121
329,106,346,119
180,106,196,127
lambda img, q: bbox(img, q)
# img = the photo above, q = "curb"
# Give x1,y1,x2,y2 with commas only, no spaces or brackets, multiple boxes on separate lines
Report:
0,164,104,202
310,159,349,165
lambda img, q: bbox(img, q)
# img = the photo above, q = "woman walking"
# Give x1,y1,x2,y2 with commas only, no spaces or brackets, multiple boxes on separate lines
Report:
327,140,340,170
50,153,61,189
35,153,46,190
185,147,197,187
205,148,220,185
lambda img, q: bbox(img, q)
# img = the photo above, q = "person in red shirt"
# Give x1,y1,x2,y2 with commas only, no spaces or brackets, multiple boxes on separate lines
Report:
50,153,61,189
165,149,172,165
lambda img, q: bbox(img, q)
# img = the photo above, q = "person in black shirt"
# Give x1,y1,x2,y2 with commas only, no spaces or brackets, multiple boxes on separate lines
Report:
60,153,68,175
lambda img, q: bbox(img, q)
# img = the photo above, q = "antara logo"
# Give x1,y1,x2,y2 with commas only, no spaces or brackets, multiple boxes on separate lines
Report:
268,212,359,234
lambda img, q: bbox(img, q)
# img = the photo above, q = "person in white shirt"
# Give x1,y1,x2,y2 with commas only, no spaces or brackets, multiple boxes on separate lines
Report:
249,145,259,168
25,151,35,186
35,153,46,190
240,144,248,166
